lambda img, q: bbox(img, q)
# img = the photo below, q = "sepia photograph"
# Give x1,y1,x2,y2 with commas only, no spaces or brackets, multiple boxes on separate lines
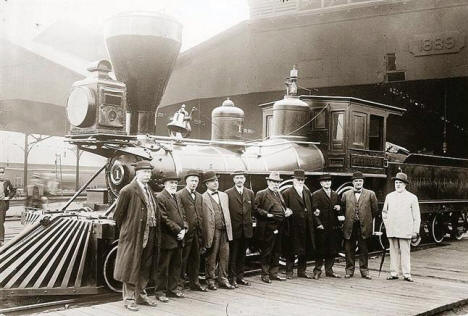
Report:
1,0,468,315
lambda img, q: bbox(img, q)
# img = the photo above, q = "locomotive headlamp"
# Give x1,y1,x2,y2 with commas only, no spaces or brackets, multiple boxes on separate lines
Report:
67,87,96,127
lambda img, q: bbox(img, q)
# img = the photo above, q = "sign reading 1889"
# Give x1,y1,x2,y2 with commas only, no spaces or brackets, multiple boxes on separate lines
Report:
410,31,465,56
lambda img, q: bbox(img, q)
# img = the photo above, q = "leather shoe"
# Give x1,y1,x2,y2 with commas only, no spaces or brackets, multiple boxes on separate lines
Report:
219,281,235,289
362,274,372,280
167,290,185,298
404,276,414,282
136,297,157,307
344,274,353,279
313,271,321,280
270,274,287,281
285,271,293,279
124,301,139,311
190,284,208,292
261,275,272,283
387,275,399,280
298,273,313,279
157,295,169,303
230,280,238,288
207,283,217,290
326,273,341,278
237,278,250,286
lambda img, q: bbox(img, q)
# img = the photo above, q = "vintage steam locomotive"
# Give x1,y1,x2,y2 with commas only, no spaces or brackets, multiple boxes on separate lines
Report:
1,11,467,297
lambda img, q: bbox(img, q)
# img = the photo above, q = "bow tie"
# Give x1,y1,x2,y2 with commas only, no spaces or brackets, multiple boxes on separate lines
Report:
211,191,218,195
354,190,362,194
191,190,196,194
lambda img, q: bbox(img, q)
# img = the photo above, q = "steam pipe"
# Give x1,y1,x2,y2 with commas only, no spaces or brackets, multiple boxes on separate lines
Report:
60,164,107,212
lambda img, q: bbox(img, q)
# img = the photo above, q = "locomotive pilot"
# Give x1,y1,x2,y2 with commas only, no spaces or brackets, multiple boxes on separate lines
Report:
225,170,255,287
113,161,159,311
311,174,341,279
341,171,378,279
254,171,293,283
382,172,421,282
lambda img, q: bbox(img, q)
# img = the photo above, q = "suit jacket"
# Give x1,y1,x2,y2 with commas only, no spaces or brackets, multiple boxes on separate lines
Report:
341,188,378,240
311,188,340,232
202,190,233,248
282,186,316,252
254,188,286,242
176,188,205,245
0,178,16,210
225,186,254,239
157,189,188,249
113,179,161,284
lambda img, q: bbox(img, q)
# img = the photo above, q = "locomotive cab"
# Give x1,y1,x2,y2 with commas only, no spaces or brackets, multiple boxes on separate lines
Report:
260,95,406,177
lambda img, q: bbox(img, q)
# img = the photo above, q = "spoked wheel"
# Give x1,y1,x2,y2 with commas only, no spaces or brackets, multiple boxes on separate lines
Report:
410,234,422,247
431,213,449,244
450,211,468,240
378,222,389,250
103,244,123,293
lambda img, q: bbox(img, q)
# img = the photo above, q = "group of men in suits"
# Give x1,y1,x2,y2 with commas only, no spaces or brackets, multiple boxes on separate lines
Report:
112,162,382,312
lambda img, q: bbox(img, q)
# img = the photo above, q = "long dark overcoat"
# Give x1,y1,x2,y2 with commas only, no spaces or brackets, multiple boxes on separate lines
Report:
225,186,254,240
176,188,205,245
282,186,316,255
254,188,285,243
157,189,188,250
113,179,160,284
341,188,378,240
311,188,340,257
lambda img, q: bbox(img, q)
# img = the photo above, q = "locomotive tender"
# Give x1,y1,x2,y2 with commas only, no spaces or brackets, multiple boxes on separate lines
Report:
0,11,467,297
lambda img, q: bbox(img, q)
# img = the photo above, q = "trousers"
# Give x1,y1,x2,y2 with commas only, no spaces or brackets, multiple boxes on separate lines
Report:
180,230,201,287
0,200,8,243
344,221,369,276
229,236,248,281
157,246,182,295
388,237,411,278
205,229,229,284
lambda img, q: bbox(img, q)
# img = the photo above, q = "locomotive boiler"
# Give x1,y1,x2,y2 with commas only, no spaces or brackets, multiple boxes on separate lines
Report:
1,11,467,297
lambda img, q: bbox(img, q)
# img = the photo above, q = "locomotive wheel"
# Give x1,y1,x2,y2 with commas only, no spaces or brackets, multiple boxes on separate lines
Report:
431,214,447,244
103,245,123,293
451,211,467,240
378,222,389,250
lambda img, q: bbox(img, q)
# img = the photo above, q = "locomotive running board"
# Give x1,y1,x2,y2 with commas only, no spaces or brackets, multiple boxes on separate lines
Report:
0,215,111,297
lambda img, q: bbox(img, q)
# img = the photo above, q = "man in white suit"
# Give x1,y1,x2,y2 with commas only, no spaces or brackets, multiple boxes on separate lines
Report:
382,172,421,282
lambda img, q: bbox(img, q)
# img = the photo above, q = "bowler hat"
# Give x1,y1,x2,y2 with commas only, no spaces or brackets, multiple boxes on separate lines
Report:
392,172,409,184
203,171,219,183
318,173,332,181
266,171,282,182
352,171,365,180
134,160,153,171
232,170,246,176
292,169,305,180
162,171,180,182
184,169,200,180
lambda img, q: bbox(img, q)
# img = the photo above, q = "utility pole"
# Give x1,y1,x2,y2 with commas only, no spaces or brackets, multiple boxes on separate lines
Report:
21,134,52,193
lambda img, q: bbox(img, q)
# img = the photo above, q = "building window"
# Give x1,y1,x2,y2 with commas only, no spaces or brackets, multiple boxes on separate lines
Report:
352,113,366,147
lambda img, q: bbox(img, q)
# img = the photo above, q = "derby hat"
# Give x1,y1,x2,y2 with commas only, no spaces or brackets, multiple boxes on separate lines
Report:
162,171,180,182
392,172,409,184
203,171,219,183
184,169,200,180
292,169,306,179
352,171,365,180
134,160,153,171
318,173,332,181
232,170,247,176
266,171,282,182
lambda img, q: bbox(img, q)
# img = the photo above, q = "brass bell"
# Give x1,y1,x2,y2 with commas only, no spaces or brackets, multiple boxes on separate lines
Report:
167,104,191,136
